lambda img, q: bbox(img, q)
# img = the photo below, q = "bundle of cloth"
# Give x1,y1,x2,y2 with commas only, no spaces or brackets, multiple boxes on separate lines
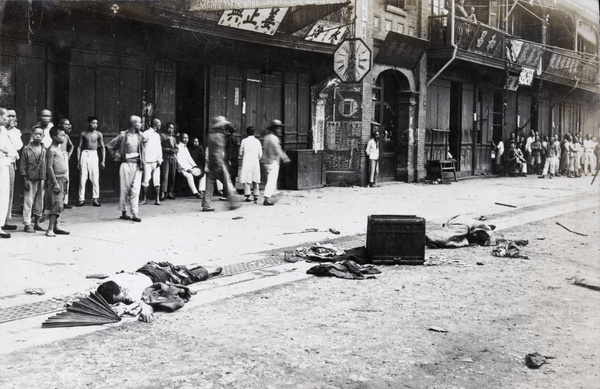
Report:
426,215,496,248
307,259,381,280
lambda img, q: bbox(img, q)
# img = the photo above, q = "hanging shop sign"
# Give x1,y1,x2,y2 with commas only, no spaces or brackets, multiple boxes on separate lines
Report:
546,51,579,79
374,31,429,69
305,21,347,45
506,75,519,91
334,38,372,83
218,7,288,35
518,67,535,86
468,25,503,57
190,0,348,11
506,39,544,69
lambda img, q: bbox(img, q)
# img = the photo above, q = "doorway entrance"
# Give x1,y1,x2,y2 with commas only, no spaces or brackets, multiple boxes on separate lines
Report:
373,70,411,181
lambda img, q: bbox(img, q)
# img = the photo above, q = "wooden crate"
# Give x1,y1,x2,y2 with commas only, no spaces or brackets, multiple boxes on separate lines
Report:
366,215,426,265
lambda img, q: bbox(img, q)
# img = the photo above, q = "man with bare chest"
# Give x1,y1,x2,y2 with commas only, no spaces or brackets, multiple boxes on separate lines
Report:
77,116,105,207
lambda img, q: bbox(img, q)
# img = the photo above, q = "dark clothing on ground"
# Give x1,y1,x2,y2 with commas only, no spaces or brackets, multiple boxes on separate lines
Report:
136,261,210,285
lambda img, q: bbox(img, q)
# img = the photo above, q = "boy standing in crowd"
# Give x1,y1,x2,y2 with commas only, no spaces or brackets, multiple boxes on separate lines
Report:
45,127,70,237
20,126,47,232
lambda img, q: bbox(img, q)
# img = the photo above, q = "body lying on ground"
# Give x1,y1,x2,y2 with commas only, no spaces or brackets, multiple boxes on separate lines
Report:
97,261,222,322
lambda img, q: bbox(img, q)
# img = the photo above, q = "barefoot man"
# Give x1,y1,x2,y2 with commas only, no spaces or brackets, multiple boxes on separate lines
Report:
77,116,105,207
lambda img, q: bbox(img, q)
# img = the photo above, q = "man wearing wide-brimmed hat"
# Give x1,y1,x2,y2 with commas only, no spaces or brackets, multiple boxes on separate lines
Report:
260,119,290,206
201,116,240,211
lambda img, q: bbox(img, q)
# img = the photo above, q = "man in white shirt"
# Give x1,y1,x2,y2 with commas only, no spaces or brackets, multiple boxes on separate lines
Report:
141,118,163,205
176,132,202,199
0,107,17,238
365,131,380,187
4,110,23,230
582,133,595,175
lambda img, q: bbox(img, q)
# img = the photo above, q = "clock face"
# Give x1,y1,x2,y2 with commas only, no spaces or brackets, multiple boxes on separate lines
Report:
334,38,371,83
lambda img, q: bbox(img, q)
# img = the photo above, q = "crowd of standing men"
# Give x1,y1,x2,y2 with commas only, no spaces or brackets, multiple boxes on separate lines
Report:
492,129,600,179
0,107,290,238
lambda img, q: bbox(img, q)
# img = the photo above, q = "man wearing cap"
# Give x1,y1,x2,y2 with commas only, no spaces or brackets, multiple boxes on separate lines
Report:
201,116,240,211
260,119,290,206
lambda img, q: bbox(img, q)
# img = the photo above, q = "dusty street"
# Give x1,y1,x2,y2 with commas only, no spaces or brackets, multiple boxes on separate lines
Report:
0,177,599,388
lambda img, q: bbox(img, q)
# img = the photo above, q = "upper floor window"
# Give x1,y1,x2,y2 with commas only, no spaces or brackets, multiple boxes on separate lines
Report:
385,20,392,31
374,16,381,30
388,0,418,9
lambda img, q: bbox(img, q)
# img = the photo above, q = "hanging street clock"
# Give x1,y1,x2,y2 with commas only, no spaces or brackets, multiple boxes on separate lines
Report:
333,38,372,83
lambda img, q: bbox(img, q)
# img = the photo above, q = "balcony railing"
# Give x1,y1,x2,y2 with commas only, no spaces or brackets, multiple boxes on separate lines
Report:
428,15,600,87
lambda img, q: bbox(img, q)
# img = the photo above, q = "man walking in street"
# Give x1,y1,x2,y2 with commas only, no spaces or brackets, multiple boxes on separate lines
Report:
239,126,262,203
3,109,23,230
201,116,240,212
365,131,380,187
261,119,290,206
77,116,105,207
141,118,162,205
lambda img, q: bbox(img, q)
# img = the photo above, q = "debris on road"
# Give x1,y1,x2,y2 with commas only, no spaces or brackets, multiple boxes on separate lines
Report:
24,288,45,295
306,259,380,280
294,243,345,261
85,274,109,279
569,276,600,292
556,222,587,236
328,228,340,235
492,239,529,259
495,202,517,208
428,326,448,333
525,352,555,369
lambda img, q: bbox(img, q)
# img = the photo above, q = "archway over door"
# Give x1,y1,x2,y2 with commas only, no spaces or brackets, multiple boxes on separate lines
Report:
373,69,411,181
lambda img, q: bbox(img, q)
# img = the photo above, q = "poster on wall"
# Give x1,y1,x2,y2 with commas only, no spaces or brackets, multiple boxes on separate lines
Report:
334,85,362,122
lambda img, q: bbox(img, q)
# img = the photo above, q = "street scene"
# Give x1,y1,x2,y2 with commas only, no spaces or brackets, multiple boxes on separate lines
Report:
1,0,600,388
0,177,599,388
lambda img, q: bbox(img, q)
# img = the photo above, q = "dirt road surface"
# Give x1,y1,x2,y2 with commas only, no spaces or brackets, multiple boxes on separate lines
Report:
1,205,598,388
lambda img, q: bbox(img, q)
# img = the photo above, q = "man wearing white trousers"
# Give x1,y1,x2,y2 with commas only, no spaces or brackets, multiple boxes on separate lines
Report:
260,120,290,206
176,133,203,199
107,115,145,223
0,107,16,238
77,116,105,207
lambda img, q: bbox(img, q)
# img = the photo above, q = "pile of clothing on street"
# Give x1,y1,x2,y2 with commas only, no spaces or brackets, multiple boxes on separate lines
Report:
426,215,496,248
492,239,529,259
294,244,381,280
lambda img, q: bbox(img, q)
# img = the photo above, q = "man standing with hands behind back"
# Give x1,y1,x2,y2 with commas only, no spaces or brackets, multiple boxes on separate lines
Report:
77,116,105,207
365,130,380,188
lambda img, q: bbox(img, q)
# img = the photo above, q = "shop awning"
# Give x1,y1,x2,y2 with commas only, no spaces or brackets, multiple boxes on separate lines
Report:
375,32,429,69
188,0,349,11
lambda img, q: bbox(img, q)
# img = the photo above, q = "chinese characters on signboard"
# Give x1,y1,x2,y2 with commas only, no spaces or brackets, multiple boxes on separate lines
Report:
518,67,535,86
468,25,502,56
218,8,287,35
305,21,347,45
